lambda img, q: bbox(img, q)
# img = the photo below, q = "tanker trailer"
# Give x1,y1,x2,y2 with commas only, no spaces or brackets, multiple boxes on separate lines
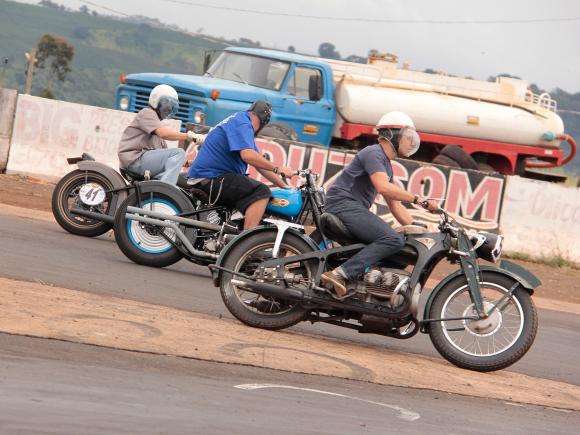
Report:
327,53,575,175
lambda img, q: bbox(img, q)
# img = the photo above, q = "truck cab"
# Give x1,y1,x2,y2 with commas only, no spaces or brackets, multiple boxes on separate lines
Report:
116,47,336,144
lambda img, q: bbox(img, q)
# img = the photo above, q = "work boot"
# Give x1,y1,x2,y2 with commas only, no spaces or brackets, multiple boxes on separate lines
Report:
321,271,348,297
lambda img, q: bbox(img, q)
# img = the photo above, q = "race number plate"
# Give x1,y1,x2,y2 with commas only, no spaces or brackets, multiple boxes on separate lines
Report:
79,183,106,206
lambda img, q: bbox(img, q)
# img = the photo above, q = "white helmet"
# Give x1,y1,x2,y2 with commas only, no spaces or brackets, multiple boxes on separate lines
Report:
376,111,415,130
376,111,420,157
149,84,179,119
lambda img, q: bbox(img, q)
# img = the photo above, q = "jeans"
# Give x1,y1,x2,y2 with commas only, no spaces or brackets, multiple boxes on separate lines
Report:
127,148,185,185
325,197,405,281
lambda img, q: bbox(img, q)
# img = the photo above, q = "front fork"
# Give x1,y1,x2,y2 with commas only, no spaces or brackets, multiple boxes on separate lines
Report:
457,231,486,316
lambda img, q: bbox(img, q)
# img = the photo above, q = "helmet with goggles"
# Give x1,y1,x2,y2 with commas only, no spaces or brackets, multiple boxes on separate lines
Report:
149,84,179,120
376,111,420,157
248,99,272,133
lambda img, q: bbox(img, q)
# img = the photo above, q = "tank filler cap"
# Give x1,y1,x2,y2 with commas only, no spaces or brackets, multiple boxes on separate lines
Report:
542,131,557,141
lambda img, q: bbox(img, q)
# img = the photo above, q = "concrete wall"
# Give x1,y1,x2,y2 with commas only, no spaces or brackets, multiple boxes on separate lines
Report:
2,94,578,264
501,176,580,263
0,88,18,172
6,95,180,179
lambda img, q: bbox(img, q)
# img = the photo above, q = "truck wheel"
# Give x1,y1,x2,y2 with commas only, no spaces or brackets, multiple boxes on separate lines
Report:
476,162,496,173
433,154,461,168
440,145,478,170
260,122,298,142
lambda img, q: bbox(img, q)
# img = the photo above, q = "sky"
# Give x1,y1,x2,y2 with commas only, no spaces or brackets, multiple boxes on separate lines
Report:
14,0,580,93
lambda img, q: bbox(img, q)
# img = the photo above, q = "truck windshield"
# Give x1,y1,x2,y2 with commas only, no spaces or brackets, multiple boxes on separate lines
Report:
206,52,290,90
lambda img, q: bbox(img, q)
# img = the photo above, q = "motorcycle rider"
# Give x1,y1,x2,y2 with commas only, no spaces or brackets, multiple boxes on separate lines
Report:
118,84,194,185
187,100,296,230
321,112,439,297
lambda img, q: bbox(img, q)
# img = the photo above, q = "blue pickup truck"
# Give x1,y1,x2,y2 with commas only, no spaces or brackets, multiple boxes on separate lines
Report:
116,46,336,145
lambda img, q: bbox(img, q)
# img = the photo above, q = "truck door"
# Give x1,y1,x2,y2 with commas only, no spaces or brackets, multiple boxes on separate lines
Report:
278,65,334,145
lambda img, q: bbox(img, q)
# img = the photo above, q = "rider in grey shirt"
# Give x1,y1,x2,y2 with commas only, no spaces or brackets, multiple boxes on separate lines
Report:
321,112,438,297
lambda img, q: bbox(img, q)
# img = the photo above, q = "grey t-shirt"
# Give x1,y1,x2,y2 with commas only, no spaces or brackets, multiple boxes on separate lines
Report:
326,144,393,209
118,107,166,168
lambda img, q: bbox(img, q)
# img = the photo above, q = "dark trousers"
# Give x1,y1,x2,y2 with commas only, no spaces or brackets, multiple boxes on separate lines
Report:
325,198,405,280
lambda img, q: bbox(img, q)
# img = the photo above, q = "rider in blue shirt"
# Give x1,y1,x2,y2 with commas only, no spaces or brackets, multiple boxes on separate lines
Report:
188,100,295,229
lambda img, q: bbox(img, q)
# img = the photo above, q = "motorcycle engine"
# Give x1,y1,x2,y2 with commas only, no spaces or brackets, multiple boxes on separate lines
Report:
360,268,410,303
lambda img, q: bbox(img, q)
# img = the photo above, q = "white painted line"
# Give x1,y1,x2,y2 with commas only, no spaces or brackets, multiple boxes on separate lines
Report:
235,383,420,422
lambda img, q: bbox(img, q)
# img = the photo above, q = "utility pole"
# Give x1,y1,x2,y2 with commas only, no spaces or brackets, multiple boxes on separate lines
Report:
24,48,37,95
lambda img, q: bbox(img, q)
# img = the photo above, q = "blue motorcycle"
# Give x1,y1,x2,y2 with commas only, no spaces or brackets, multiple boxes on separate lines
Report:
113,169,326,268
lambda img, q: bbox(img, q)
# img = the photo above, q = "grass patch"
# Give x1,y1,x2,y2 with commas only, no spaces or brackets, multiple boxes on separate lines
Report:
504,251,580,269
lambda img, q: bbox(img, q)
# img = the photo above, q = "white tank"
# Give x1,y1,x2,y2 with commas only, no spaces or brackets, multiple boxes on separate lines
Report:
327,57,564,147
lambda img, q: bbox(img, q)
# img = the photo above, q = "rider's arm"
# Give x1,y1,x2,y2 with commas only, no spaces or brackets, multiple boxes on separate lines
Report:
386,199,413,226
370,172,415,203
154,126,189,141
239,149,294,177
370,172,439,212
257,168,289,188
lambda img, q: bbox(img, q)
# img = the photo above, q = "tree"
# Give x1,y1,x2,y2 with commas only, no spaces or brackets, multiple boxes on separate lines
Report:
318,42,341,60
36,33,75,97
344,54,366,64
79,5,89,14
288,45,296,53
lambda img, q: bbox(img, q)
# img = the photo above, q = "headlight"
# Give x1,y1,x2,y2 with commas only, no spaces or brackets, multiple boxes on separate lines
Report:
472,232,503,263
119,95,130,111
194,110,205,125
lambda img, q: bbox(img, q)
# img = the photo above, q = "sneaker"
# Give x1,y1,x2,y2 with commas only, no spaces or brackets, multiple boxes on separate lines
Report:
321,271,348,297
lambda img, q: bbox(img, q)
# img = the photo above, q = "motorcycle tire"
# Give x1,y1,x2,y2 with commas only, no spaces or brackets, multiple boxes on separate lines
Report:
51,169,114,237
114,191,186,268
220,231,312,330
428,272,538,372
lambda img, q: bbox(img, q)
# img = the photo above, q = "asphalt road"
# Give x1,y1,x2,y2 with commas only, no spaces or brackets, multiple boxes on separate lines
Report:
1,333,577,435
1,214,579,386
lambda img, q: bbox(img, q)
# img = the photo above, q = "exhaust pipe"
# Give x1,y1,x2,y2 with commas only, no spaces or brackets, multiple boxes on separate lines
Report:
127,206,237,234
70,208,114,224
125,213,217,260
231,279,304,301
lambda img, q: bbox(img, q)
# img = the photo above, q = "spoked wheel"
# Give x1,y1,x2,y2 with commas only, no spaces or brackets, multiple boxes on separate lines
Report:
428,272,538,372
114,192,186,267
220,231,314,330
51,170,114,237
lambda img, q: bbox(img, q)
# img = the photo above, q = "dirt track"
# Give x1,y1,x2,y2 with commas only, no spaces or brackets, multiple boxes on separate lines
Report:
1,276,579,411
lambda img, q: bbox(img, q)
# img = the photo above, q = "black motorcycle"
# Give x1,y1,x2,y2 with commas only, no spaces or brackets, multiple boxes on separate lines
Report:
210,201,540,372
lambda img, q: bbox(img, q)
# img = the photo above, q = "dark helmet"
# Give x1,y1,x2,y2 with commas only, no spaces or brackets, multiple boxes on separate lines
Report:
248,99,272,132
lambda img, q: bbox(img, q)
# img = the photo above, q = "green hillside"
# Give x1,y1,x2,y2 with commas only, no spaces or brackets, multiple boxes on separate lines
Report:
0,0,578,175
0,0,231,107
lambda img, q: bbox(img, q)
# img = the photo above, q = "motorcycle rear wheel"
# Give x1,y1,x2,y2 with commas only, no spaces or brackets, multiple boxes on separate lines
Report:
51,169,114,237
220,231,313,330
428,272,538,372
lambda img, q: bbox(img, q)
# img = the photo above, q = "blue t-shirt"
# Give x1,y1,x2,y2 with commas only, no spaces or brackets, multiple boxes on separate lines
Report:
188,111,258,178
326,144,393,209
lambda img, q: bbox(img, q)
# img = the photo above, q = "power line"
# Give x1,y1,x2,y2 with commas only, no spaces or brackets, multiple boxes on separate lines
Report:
77,0,130,17
159,0,580,24
74,0,580,24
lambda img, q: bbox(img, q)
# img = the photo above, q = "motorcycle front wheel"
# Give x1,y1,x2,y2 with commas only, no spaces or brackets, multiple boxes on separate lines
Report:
428,272,538,372
51,169,114,237
114,191,186,267
220,231,314,330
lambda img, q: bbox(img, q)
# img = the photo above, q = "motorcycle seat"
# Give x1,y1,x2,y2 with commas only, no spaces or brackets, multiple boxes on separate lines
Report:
320,212,356,245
